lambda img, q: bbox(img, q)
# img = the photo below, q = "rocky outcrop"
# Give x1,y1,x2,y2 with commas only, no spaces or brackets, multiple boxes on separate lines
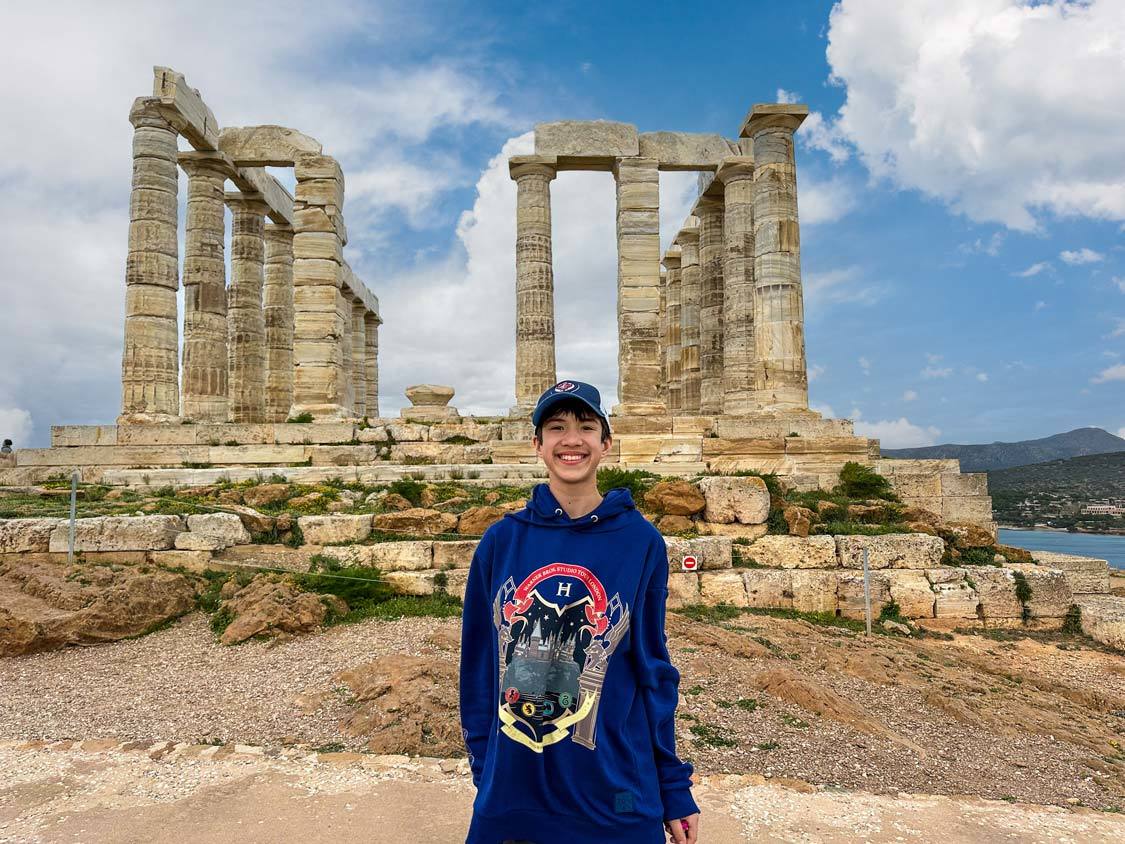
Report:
0,519,63,553
218,575,347,645
644,480,706,516
456,506,505,536
373,508,457,537
297,514,372,545
697,476,770,525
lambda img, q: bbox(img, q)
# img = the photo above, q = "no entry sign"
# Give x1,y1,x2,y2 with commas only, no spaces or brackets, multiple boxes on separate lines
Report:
681,554,698,572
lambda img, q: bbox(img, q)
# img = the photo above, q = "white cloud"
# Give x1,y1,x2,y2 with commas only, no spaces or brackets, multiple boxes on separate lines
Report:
925,352,943,364
799,175,859,224
804,266,884,308
1093,364,1125,384
1059,248,1105,266
1114,276,1125,293
797,110,851,164
810,402,836,419
776,88,801,104
855,417,942,449
1034,300,1047,311
903,389,917,402
1014,261,1051,278
960,231,1004,257
977,372,989,382
858,356,871,375
824,0,1125,230
0,408,33,446
921,366,952,379
808,364,826,382
1112,318,1125,338
1117,426,1125,439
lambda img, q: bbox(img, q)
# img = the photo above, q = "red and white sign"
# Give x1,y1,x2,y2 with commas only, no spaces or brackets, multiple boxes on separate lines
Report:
681,555,698,572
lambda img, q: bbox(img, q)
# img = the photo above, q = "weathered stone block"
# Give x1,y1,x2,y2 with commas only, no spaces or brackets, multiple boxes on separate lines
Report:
885,570,935,618
48,515,184,552
789,570,838,614
837,571,891,620
1030,551,1109,594
218,125,323,167
535,120,639,159
699,570,748,607
385,422,431,442
747,535,837,569
971,568,1023,619
941,496,994,525
0,519,63,553
835,534,945,570
933,580,979,618
174,532,223,551
697,476,770,524
667,572,701,609
664,535,732,572
1008,564,1073,618
432,540,478,569
330,541,433,572
185,513,251,548
887,472,942,499
940,472,988,497
741,569,792,609
1076,595,1125,651
373,508,458,537
297,515,372,545
637,132,736,169
696,523,768,541
384,570,436,596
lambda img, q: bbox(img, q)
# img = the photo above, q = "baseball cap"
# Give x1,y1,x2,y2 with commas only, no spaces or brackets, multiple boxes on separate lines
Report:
531,380,612,432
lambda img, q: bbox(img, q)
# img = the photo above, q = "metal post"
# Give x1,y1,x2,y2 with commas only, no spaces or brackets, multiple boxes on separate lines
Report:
862,546,872,636
68,471,78,564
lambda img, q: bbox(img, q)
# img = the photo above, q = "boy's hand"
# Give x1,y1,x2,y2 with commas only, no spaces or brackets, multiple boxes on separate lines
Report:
664,812,699,844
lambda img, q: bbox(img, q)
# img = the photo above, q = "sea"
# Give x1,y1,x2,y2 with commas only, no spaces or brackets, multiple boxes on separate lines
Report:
999,528,1125,571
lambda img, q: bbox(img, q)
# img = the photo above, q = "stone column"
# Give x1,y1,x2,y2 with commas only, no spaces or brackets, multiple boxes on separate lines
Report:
351,299,367,418
697,195,725,415
178,153,230,423
658,266,667,401
225,193,270,423
364,313,381,418
614,157,664,416
120,98,180,423
509,156,557,414
291,154,348,419
743,105,809,411
676,223,701,414
340,291,354,416
662,248,683,414
716,157,756,415
263,224,295,422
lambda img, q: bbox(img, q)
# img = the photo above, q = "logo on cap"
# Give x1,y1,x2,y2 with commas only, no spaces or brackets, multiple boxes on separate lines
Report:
553,381,579,393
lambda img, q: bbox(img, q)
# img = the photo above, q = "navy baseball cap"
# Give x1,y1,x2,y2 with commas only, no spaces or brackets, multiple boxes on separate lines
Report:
531,380,612,432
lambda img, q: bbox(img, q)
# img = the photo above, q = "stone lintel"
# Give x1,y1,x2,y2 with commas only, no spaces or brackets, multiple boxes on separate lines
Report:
534,120,639,160
231,167,294,226
508,155,558,180
716,156,755,184
177,149,237,178
739,103,809,138
342,263,380,320
153,66,219,149
224,191,271,216
218,125,323,167
637,132,738,171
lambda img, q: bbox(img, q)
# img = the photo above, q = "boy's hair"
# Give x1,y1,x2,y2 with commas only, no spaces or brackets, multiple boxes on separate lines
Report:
533,398,611,445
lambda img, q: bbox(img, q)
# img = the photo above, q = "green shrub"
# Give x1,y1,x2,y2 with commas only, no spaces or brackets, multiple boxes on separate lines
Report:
811,521,905,536
959,546,1000,566
388,478,425,506
1062,604,1082,635
287,412,315,423
833,462,898,501
596,466,660,499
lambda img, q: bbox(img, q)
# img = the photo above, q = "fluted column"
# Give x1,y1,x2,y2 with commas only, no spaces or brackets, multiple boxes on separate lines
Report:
120,98,180,423
179,153,230,423
509,156,557,414
351,299,367,418
263,224,295,422
340,291,354,415
662,248,683,413
744,105,809,411
614,157,664,415
716,157,757,414
697,195,725,415
676,223,701,414
364,313,381,418
225,193,270,422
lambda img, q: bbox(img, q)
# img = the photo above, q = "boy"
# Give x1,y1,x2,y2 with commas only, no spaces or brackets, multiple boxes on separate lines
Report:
459,380,701,844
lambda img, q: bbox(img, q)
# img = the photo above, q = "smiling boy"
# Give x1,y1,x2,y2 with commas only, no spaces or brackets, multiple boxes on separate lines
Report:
459,380,701,844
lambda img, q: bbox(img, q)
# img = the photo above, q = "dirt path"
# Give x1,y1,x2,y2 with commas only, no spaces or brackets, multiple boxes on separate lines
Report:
1,742,1122,843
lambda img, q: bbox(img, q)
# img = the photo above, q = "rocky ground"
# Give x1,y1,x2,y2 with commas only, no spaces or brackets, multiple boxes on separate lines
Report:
2,605,1123,825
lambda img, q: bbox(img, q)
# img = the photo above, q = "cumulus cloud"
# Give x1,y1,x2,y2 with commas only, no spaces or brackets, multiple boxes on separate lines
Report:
1092,364,1125,384
1014,261,1051,278
808,364,826,382
855,417,942,449
977,372,989,382
1118,426,1125,439
810,402,836,419
0,408,33,446
903,389,917,402
1059,248,1105,266
824,0,1125,230
799,175,859,224
858,356,871,376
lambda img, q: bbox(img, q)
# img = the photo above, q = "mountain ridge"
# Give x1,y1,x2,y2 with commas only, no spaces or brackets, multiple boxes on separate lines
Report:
881,427,1125,472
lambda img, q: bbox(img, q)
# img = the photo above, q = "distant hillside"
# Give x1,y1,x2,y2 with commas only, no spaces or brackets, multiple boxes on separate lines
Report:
988,450,1125,497
881,427,1125,472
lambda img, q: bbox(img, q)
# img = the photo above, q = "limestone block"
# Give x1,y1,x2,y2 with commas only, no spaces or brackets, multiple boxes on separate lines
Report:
295,178,344,208
297,515,372,545
330,541,433,572
876,458,961,475
216,544,325,573
295,154,344,182
667,572,701,609
835,534,945,570
384,570,437,596
699,570,749,607
837,572,891,620
697,476,770,524
789,570,838,614
147,550,214,571
697,523,768,541
887,472,942,499
309,445,382,466
51,426,117,446
740,569,792,609
646,480,706,515
925,567,966,585
373,508,458,537
445,568,469,601
885,570,936,618
747,535,837,569
389,443,467,464
47,515,185,552
385,422,431,442
1007,564,1074,618
1029,551,1109,594
534,120,638,159
664,536,732,572
273,422,358,444
0,519,63,553
637,132,736,170
941,496,994,525
429,421,502,443
1076,595,1125,651
933,580,979,619
433,540,478,569
971,568,1024,619
293,231,342,262
185,514,252,548
218,125,323,167
174,532,223,552
940,473,988,497
357,426,390,443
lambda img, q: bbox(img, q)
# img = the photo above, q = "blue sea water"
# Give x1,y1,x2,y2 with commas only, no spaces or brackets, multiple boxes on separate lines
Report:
998,529,1125,570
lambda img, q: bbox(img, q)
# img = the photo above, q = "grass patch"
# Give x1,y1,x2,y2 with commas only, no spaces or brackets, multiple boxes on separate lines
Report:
812,521,907,536
287,412,315,423
717,697,759,712
689,723,737,749
597,466,661,500
780,712,809,729
755,741,779,751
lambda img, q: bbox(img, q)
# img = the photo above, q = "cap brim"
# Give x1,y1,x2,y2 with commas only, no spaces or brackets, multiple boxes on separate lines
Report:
532,394,611,432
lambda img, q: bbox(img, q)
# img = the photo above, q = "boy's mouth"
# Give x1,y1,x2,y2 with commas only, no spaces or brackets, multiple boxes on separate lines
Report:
556,453,588,465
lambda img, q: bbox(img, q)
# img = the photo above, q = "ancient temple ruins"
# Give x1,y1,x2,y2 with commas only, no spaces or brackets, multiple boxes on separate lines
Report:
121,67,381,425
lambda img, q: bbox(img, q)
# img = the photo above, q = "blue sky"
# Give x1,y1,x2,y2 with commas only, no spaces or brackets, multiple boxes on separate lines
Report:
1,0,1123,449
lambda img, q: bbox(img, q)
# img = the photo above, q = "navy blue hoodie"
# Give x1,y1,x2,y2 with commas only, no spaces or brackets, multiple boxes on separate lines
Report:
459,483,700,844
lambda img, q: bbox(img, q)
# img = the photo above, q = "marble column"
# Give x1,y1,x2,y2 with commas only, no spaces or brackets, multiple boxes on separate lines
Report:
676,223,701,414
178,153,230,423
364,313,381,418
225,193,270,423
743,105,809,411
340,291,354,416
614,157,664,415
509,156,557,414
662,248,683,414
716,157,757,415
263,224,295,423
120,97,180,423
697,195,725,415
351,299,367,418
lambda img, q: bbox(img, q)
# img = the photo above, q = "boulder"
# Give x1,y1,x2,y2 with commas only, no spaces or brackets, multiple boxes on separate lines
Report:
288,492,325,509
748,535,837,569
186,513,251,548
223,505,276,535
297,514,373,545
380,493,414,511
47,515,184,552
240,484,292,508
699,570,749,607
1076,595,1125,651
644,480,706,516
783,505,813,537
698,476,771,525
835,534,944,570
0,518,62,553
457,506,505,536
656,514,694,533
664,536,732,572
374,508,458,537
219,575,346,645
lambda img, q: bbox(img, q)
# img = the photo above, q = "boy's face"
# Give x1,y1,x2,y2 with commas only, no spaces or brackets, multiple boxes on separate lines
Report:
533,410,611,486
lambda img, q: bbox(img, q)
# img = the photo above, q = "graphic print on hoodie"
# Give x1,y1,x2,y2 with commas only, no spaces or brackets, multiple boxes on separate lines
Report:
495,561,630,752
